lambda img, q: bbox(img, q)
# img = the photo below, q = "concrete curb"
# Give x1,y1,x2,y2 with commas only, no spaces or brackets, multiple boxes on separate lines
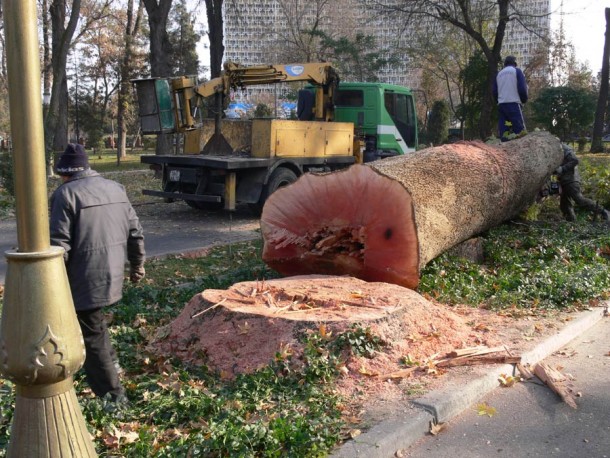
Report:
331,306,607,457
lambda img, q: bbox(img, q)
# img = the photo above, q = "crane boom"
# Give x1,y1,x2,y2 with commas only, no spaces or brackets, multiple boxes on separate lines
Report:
170,62,340,134
194,62,338,97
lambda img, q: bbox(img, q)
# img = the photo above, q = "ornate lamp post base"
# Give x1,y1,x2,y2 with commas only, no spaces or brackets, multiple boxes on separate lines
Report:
1,248,96,457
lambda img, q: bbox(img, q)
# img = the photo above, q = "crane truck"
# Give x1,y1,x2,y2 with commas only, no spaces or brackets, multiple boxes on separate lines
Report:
133,62,418,212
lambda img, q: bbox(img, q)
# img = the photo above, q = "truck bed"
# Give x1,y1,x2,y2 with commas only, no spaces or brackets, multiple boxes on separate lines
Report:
141,154,356,170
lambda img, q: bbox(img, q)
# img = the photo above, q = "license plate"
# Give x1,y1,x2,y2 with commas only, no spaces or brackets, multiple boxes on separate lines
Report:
169,170,180,182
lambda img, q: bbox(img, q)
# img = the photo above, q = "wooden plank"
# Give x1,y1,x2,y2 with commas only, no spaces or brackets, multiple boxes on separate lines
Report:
447,345,505,358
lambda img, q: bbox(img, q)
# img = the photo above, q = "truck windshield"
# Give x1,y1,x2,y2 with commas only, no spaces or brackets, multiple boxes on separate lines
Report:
384,92,416,148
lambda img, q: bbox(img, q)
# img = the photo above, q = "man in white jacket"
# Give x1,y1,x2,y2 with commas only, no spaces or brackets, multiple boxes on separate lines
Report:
493,55,529,141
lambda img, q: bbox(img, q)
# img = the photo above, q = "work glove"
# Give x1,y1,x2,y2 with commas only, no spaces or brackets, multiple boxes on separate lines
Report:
555,166,562,175
130,264,145,283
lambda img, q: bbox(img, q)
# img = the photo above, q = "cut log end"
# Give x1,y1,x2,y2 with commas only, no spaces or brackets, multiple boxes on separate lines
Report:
261,165,420,288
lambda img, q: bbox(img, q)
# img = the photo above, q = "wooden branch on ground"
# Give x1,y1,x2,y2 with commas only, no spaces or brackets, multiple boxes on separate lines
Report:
533,362,578,409
434,345,520,367
516,363,535,380
435,355,521,368
447,345,506,358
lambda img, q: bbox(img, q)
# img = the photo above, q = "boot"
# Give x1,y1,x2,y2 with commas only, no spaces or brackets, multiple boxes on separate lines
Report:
564,208,576,222
601,209,610,222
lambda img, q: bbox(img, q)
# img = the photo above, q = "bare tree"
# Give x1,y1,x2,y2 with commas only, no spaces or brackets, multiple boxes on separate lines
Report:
401,20,477,137
274,0,332,63
591,8,610,153
142,0,173,154
44,0,113,158
204,0,224,78
117,0,144,161
360,0,550,139
46,0,81,153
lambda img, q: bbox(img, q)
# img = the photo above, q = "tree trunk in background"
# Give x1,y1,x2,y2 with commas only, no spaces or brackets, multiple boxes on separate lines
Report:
261,132,562,289
117,0,143,164
591,8,610,153
143,0,173,155
46,0,81,159
205,0,224,78
53,77,69,150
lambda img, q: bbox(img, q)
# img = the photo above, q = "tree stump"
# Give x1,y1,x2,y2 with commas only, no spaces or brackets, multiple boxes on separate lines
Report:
260,132,562,288
147,275,504,377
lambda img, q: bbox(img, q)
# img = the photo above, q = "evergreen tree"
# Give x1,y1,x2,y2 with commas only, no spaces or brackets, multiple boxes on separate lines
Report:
427,100,450,146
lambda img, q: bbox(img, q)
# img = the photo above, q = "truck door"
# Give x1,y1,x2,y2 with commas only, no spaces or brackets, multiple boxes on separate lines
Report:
383,91,417,154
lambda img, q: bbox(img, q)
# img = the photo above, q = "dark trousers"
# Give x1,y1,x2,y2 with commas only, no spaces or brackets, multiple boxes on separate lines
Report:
560,181,602,221
498,102,525,141
76,307,124,399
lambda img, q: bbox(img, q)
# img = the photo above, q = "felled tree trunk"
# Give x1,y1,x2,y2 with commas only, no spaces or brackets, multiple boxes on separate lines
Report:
261,132,562,289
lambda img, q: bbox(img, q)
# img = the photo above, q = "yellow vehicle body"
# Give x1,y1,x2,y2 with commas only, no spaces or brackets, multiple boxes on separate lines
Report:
184,119,252,154
251,119,353,158
184,118,354,159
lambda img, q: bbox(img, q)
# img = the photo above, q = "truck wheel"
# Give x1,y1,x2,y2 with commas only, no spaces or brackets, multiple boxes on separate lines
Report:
250,168,298,215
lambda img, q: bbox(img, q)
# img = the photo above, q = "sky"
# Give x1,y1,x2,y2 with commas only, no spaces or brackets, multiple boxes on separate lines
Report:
551,0,608,74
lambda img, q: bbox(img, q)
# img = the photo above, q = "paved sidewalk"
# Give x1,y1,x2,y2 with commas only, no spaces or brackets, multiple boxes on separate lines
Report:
405,316,610,457
331,306,608,457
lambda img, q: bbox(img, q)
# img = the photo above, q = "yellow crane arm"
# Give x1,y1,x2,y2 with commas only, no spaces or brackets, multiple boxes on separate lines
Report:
194,62,338,97
170,62,339,132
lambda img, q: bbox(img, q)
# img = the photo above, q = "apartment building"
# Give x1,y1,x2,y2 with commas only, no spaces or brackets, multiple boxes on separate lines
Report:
222,0,551,90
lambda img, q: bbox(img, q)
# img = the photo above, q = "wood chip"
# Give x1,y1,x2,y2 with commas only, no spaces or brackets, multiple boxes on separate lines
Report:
516,363,535,380
191,298,226,319
378,366,420,380
533,362,577,409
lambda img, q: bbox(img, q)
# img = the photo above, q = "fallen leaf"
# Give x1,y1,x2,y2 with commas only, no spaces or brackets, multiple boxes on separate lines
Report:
498,373,520,387
319,323,332,339
349,429,361,439
476,403,497,417
156,372,183,393
429,421,445,436
338,365,349,376
358,365,378,376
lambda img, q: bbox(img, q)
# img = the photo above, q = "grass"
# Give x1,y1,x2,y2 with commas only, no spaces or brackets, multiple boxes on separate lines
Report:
0,151,610,456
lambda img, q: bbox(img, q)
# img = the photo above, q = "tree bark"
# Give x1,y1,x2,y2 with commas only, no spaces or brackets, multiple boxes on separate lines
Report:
591,8,610,153
142,0,173,155
205,0,224,78
117,0,144,164
261,132,562,289
46,0,81,157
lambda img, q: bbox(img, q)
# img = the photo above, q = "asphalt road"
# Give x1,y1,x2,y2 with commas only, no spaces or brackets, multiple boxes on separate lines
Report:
0,205,261,285
404,318,610,458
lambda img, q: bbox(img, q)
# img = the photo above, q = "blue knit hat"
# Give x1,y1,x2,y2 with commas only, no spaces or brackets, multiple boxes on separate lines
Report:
56,143,89,175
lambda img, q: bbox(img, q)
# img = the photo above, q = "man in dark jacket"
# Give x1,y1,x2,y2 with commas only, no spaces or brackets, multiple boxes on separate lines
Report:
50,143,145,403
555,143,610,223
493,55,528,141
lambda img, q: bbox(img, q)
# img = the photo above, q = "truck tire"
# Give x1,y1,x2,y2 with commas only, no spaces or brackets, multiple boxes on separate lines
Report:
250,167,298,215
